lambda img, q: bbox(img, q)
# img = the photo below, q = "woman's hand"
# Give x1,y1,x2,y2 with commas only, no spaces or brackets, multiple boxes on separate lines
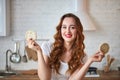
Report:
26,38,41,52
89,51,104,63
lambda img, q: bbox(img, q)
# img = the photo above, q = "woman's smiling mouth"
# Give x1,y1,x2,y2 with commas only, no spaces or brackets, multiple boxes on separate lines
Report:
65,34,72,38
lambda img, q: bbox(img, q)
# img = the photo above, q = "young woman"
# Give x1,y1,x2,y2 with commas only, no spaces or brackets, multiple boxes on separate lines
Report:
27,13,104,80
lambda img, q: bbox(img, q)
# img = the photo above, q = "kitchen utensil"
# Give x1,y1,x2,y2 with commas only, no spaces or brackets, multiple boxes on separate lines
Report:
10,41,21,63
25,46,38,61
107,54,110,65
10,52,21,63
25,46,32,60
22,52,27,62
104,54,115,72
108,57,115,67
22,41,27,62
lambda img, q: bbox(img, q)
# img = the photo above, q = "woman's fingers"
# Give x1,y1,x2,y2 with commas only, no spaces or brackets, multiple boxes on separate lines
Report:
26,38,41,52
31,40,35,46
92,51,104,62
27,38,36,48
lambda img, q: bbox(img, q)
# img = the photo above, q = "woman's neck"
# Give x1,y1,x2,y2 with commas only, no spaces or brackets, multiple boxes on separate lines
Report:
60,42,73,63
64,41,73,51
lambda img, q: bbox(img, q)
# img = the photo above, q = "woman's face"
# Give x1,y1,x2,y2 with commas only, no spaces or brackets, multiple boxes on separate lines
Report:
61,17,77,43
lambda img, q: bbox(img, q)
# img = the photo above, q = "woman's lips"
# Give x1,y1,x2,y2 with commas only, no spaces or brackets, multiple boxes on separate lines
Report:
65,34,72,38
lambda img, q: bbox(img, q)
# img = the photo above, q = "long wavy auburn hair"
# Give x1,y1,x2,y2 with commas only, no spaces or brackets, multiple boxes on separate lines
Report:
49,13,85,75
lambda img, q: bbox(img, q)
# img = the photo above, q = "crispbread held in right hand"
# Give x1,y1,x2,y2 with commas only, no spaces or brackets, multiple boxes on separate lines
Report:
25,30,37,40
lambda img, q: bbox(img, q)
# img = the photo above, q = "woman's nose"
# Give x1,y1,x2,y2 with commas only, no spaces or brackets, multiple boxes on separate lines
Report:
66,27,70,33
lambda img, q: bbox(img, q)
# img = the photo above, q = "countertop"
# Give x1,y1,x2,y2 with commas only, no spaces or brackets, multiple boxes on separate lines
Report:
0,70,120,80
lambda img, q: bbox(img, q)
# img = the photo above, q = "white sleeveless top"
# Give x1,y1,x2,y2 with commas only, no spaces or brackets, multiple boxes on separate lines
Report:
41,41,87,80
41,41,69,80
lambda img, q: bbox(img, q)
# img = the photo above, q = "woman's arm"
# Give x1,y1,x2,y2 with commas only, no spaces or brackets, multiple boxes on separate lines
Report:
27,39,51,80
69,51,104,80
37,49,51,80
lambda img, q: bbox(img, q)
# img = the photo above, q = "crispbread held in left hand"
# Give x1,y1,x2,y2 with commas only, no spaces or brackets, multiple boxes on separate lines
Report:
100,43,110,55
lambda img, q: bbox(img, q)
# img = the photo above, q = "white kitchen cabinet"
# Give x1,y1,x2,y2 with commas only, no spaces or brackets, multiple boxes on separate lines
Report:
0,0,10,36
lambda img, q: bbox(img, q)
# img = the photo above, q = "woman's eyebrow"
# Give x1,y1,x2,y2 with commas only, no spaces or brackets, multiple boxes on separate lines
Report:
61,24,76,27
70,24,76,26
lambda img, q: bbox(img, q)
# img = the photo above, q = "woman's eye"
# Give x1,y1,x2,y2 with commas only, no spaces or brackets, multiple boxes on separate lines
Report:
72,27,75,29
70,26,76,29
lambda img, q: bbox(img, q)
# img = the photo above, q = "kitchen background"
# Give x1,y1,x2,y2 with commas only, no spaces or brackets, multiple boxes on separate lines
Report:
0,0,120,71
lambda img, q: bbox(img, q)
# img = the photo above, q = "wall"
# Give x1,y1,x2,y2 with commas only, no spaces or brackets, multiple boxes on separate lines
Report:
0,0,120,71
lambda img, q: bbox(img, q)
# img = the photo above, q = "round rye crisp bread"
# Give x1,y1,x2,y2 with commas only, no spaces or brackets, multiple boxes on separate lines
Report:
100,43,109,55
